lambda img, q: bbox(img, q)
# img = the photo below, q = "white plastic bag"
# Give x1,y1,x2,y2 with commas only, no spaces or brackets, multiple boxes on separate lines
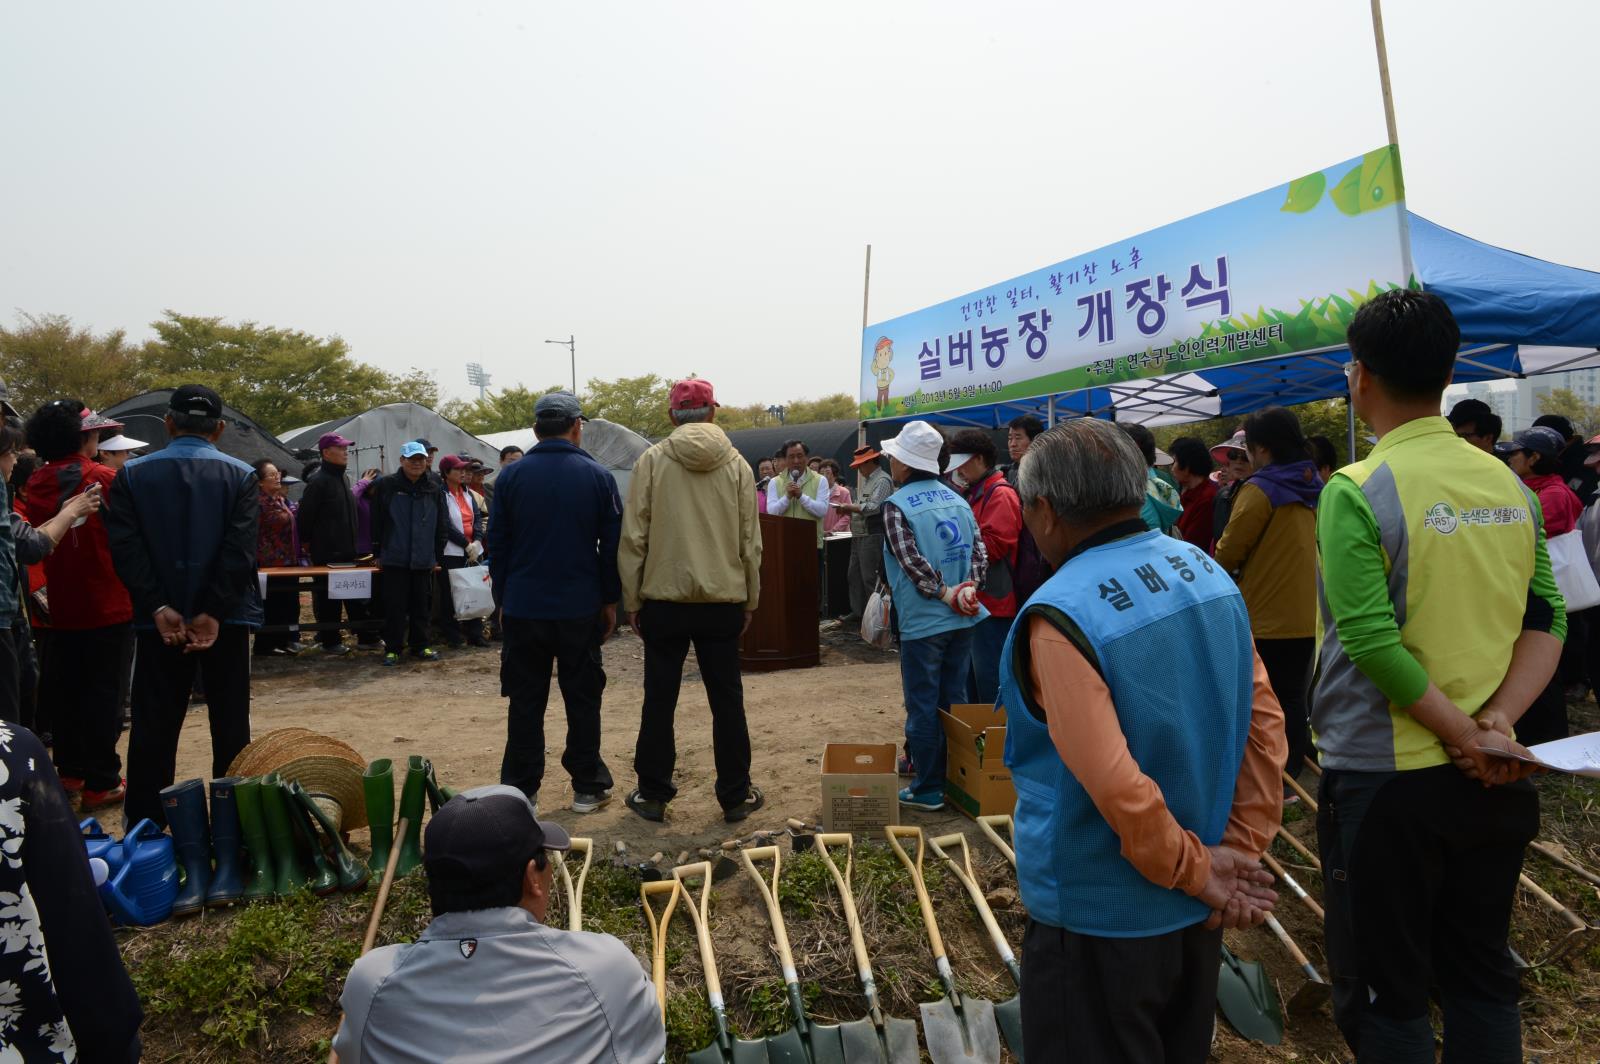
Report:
1547,529,1600,613
861,583,893,650
448,565,495,621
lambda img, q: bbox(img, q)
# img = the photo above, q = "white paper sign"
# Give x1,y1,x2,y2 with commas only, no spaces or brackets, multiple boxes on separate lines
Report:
328,569,373,601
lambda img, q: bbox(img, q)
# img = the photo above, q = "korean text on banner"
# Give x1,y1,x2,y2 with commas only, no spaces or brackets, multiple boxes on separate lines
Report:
328,569,373,601
859,146,1411,419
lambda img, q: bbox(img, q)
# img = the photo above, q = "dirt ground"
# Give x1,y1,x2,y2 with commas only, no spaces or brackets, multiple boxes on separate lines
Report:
131,622,991,855
116,624,1600,1062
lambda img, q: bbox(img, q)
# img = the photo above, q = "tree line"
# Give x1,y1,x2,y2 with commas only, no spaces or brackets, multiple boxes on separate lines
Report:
0,312,858,440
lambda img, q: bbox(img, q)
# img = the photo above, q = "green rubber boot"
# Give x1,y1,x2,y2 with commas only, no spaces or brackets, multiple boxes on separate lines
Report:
233,777,277,903
394,756,429,878
362,760,396,875
292,783,371,893
423,761,458,811
279,779,338,896
258,773,305,897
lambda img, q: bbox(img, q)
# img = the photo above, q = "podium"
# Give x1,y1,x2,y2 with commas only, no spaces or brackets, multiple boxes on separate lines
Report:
740,513,820,671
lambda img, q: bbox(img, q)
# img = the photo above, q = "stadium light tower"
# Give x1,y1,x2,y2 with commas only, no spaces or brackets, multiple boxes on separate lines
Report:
544,335,576,393
465,362,492,402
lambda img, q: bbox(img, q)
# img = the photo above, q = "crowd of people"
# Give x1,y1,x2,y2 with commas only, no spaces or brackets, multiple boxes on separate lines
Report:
0,289,1588,1060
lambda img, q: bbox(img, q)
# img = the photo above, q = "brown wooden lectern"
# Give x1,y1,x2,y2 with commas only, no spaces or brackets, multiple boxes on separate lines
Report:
740,513,820,671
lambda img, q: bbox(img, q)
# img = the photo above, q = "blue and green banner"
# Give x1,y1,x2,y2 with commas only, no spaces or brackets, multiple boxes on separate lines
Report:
860,146,1411,418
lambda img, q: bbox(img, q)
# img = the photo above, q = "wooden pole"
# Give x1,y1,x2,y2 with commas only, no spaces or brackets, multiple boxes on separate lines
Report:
1369,0,1400,147
859,244,872,448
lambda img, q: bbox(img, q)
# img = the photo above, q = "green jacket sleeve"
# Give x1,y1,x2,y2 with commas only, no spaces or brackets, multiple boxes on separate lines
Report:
1316,474,1430,706
1523,487,1568,642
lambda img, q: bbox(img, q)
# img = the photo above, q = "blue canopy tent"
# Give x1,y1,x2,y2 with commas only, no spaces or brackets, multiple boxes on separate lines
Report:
873,213,1600,430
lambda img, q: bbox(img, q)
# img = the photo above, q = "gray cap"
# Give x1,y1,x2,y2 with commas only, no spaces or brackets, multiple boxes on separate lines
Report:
534,391,586,421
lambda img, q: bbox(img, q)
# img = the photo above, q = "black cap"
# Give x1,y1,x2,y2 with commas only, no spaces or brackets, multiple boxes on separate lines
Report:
416,438,437,453
168,384,223,419
423,785,571,887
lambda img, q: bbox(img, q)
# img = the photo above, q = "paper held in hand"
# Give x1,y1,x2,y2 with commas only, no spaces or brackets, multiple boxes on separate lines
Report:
1484,731,1600,779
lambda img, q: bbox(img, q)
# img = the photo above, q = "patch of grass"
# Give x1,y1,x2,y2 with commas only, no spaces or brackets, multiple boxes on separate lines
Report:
775,850,831,920
130,889,365,1053
664,986,717,1060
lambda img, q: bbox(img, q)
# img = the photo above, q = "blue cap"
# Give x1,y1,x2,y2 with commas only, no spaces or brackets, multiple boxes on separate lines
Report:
399,441,427,459
534,391,586,421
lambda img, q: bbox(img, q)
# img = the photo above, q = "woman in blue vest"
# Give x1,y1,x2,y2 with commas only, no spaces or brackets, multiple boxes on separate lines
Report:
878,421,988,810
1001,417,1287,1062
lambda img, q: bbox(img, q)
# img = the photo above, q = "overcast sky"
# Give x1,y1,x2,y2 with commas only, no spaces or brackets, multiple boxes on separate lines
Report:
3,1,1595,409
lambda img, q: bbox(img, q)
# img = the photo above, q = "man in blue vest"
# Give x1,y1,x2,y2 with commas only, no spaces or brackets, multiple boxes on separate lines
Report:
879,420,987,811
1000,417,1287,1062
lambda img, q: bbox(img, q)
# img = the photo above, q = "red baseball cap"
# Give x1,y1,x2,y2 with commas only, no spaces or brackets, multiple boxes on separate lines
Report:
438,454,467,473
670,378,718,411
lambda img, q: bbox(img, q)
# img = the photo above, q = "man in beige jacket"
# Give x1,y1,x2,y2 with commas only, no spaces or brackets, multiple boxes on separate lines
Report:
619,378,765,824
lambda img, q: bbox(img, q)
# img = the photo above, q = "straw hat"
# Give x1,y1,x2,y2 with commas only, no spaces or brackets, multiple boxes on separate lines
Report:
227,728,369,830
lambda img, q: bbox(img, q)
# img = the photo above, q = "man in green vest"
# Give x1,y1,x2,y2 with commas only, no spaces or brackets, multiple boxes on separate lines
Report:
1315,288,1561,1061
765,439,828,546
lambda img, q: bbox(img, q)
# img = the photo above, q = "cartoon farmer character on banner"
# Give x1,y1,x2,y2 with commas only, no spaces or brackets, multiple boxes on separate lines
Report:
872,336,895,415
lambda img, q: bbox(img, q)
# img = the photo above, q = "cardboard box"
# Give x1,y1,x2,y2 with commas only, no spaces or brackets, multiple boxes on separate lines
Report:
941,704,1015,819
820,743,900,833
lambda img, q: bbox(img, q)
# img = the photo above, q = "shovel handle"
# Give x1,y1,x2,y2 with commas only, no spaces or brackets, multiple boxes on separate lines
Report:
1529,839,1600,890
1263,913,1325,982
1520,872,1590,931
1275,825,1321,871
739,846,801,979
885,825,947,962
814,834,873,973
671,862,726,1000
1261,851,1324,921
1283,771,1319,811
641,878,682,1020
929,833,1017,972
975,814,1016,868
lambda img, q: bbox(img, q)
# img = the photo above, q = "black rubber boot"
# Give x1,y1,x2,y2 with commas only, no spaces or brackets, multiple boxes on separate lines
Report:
205,777,245,908
160,779,211,916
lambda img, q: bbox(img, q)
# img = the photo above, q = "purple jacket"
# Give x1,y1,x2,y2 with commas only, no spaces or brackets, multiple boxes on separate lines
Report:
352,475,377,555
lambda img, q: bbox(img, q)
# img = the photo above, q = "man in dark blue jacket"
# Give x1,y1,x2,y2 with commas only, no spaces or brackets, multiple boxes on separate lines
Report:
105,384,262,827
488,392,622,813
370,441,450,665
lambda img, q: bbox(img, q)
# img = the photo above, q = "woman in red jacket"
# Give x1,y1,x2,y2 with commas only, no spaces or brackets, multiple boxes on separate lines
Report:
23,401,132,809
947,429,1022,706
1503,424,1582,744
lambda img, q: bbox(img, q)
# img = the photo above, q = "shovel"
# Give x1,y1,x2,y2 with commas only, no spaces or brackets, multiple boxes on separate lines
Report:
1263,914,1331,1014
553,837,593,931
671,861,741,1064
643,878,684,1022
884,826,1001,1064
1217,944,1283,1044
739,845,846,1064
813,833,920,1064
927,834,1023,1061
973,816,1015,868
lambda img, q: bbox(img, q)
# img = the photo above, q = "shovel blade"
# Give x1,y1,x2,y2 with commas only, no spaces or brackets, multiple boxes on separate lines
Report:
1217,946,1283,1045
689,1045,732,1064
994,994,1023,1061
1287,978,1332,1016
807,1021,850,1064
731,1028,809,1064
920,997,1002,1064
838,1016,920,1064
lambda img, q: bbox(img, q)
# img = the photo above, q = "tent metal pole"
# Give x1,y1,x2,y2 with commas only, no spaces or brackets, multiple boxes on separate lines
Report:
1046,395,1056,427
1346,399,1358,461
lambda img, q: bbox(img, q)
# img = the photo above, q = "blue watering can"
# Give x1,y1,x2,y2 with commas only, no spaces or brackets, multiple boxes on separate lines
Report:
91,819,179,926
79,818,122,873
